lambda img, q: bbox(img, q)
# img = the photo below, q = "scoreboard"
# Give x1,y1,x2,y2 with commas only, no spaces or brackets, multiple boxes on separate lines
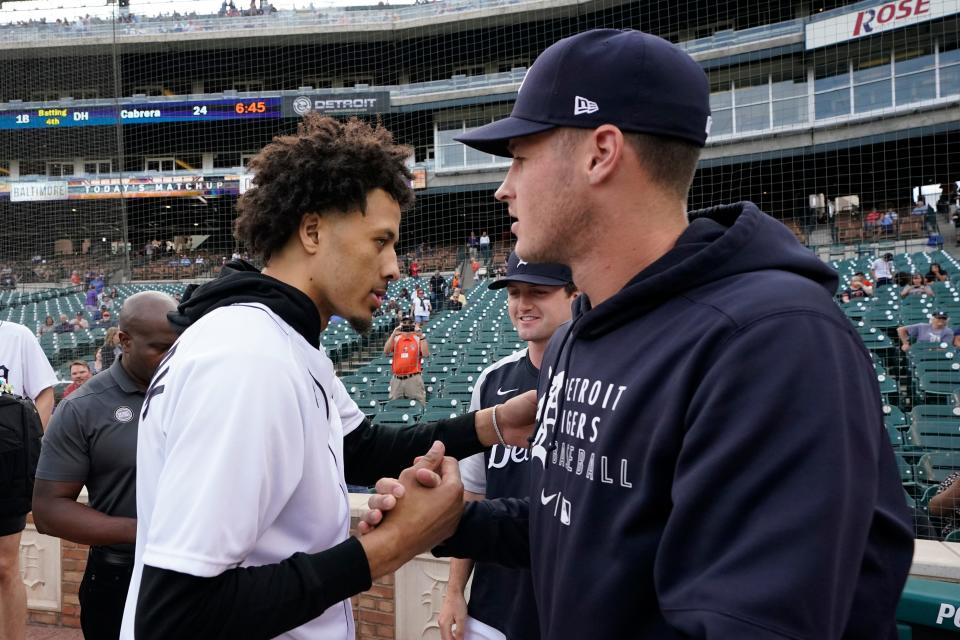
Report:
0,98,282,130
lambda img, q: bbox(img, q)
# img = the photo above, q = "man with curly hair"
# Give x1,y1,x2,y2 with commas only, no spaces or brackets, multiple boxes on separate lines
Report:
119,114,536,640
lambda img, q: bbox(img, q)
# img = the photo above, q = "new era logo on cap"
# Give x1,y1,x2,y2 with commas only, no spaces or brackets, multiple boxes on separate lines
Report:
574,96,599,115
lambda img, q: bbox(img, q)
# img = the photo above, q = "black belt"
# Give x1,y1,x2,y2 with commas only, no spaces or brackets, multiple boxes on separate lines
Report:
393,373,421,380
88,546,134,567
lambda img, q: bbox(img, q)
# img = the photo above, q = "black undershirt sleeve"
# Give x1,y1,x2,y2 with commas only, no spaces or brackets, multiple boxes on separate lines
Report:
343,411,485,486
135,537,370,639
432,497,532,568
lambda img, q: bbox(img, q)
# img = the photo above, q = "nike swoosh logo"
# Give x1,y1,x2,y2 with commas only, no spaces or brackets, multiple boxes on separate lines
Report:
540,489,558,506
497,387,519,396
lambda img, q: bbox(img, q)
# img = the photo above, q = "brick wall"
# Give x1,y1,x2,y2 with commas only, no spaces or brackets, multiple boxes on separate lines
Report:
58,539,87,628
352,573,396,639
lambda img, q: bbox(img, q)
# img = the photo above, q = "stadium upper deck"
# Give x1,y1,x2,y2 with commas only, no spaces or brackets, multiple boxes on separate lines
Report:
0,0,957,274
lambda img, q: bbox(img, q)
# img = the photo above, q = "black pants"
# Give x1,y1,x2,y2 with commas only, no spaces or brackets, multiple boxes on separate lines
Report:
79,550,133,640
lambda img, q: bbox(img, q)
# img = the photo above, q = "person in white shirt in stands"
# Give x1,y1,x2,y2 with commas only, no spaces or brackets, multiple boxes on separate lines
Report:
120,114,536,640
413,286,431,325
479,230,491,265
872,252,894,288
0,320,57,640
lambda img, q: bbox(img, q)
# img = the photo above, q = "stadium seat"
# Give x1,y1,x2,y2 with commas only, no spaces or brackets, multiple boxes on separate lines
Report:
371,411,417,427
382,398,424,415
915,452,960,485
419,408,460,422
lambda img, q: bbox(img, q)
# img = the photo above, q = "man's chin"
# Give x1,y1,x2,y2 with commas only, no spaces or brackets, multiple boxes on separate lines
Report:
348,316,372,335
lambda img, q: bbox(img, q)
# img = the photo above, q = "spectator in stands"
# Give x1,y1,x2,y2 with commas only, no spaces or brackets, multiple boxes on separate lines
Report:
91,273,105,294
471,257,481,280
479,230,491,264
94,310,115,329
96,327,122,373
412,287,431,324
872,252,894,287
901,273,934,298
37,315,56,337
881,207,898,235
399,286,411,301
70,270,81,287
72,312,90,330
468,231,479,258
429,271,446,308
61,360,92,400
55,314,75,334
109,287,119,300
0,320,57,640
913,196,939,234
840,274,874,303
926,473,960,539
85,285,99,318
926,263,949,283
451,271,461,290
383,315,429,405
409,258,420,279
898,311,953,351
447,287,467,311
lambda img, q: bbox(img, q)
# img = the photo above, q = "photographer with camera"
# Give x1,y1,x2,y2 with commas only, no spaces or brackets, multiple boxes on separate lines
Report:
384,315,429,405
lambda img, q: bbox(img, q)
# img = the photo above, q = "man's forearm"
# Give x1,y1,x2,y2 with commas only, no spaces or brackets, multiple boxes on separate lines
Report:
343,413,484,486
434,498,531,568
135,538,371,640
33,498,136,546
446,557,474,596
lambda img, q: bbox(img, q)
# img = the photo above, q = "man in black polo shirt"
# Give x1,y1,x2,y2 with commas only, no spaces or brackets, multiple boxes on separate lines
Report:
32,291,178,640
438,252,575,640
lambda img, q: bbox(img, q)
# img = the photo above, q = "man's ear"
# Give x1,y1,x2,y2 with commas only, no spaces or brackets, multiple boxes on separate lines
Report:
585,125,625,186
299,213,324,256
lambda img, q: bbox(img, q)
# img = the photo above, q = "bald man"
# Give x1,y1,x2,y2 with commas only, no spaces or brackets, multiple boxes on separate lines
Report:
32,291,178,640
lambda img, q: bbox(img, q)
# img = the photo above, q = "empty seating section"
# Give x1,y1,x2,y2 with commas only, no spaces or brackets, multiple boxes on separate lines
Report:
5,279,408,386
345,280,521,427
839,250,960,536
0,283,185,379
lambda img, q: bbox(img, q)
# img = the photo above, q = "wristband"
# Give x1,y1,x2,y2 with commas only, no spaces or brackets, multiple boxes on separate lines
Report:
491,405,507,447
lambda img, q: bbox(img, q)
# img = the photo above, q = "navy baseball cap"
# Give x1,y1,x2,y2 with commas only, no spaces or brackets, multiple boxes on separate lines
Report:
489,252,573,289
456,29,711,157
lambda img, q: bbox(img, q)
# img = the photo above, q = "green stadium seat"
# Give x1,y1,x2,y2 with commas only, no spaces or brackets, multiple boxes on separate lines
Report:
915,452,960,484
419,408,460,422
382,398,423,415
371,411,417,427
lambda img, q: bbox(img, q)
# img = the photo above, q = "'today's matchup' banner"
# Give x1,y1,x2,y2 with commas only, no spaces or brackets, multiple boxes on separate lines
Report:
4,175,244,201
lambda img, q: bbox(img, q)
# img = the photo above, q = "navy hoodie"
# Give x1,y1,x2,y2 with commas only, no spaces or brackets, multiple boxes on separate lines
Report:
436,202,915,639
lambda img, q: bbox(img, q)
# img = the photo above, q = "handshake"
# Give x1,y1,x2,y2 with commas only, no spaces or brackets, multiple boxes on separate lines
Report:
356,390,536,580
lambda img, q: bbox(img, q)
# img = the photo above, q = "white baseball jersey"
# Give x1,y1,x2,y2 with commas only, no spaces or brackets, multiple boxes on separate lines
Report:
0,320,57,400
120,302,365,639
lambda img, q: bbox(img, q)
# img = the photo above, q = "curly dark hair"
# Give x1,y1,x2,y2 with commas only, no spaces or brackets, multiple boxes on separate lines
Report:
234,113,414,260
